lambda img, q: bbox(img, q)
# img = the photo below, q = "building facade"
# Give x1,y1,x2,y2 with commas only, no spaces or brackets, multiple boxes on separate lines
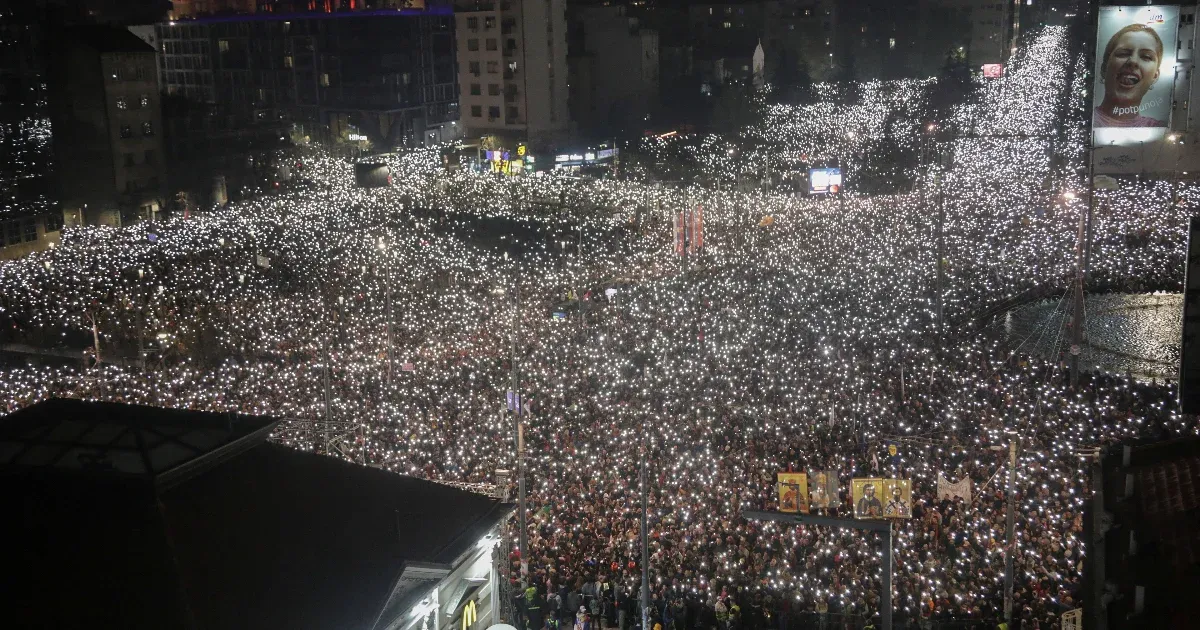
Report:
567,5,659,137
153,10,457,150
454,0,569,149
762,0,838,82
48,27,167,227
0,6,61,260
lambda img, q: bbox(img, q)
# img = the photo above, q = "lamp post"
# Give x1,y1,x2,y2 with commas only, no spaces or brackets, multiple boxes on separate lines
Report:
640,367,651,630
506,251,528,579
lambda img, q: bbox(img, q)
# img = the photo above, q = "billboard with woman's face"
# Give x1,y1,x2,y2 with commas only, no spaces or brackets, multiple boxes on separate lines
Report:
1093,6,1179,147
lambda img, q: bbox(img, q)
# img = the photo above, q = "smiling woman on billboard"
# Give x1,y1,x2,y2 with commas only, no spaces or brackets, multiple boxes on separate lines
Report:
1092,6,1179,147
1095,24,1168,127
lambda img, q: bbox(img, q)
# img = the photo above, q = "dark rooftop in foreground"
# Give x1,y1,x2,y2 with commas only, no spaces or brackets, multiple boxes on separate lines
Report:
0,398,511,630
68,25,157,54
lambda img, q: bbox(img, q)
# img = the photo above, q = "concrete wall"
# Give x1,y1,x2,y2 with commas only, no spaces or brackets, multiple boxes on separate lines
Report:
0,215,62,261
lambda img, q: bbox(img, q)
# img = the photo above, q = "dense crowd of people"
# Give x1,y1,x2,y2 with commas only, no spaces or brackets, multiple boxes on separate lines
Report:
0,25,1196,630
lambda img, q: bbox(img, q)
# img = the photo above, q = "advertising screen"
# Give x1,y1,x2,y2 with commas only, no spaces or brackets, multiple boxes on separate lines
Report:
981,64,1004,78
808,167,842,194
1093,5,1179,147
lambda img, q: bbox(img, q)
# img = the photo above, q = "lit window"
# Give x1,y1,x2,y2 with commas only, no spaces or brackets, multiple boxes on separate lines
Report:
889,38,896,49
116,97,128,110
219,40,230,52
139,94,149,108
319,73,330,86
284,55,293,68
142,121,154,136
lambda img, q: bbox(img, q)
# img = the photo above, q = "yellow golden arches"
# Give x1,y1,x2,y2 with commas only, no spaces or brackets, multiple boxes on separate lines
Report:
462,600,477,630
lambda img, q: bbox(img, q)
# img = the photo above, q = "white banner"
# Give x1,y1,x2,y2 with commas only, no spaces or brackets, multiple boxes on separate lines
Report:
937,472,971,502
1093,6,1180,152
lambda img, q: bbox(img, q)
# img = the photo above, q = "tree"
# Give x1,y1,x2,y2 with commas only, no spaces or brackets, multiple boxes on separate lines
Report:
833,50,860,104
710,80,758,133
770,49,815,105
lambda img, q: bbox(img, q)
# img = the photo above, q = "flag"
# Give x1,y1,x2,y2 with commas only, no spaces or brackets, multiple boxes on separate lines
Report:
674,208,704,256
937,472,971,502
885,441,901,467
673,212,685,254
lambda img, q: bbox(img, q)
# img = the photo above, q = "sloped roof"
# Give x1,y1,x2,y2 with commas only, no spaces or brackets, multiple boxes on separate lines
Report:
0,399,511,630
0,398,278,488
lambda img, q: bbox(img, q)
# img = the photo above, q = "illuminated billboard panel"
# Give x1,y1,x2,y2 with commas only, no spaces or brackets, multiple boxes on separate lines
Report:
1092,5,1179,148
808,167,842,194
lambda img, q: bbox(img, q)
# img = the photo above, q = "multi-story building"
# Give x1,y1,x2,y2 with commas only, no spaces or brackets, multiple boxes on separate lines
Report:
567,5,659,137
48,26,167,227
762,0,838,82
167,0,258,20
962,0,1010,68
687,2,766,88
1,5,55,222
454,0,569,149
256,0,423,12
153,10,457,150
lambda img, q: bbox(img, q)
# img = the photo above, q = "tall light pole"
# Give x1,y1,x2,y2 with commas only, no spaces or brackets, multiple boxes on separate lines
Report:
1003,436,1019,625
640,368,651,630
379,235,393,387
508,252,528,578
1069,187,1093,387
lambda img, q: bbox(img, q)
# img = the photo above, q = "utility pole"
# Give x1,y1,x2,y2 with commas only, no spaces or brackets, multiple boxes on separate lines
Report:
1073,0,1101,387
322,341,333,451
935,171,945,346
1070,184,1093,386
1003,437,1019,625
640,387,650,630
510,261,528,578
578,221,584,329
384,233,394,387
386,281,393,386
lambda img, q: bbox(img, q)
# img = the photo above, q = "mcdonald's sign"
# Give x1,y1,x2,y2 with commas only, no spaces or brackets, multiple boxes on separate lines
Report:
461,600,477,630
